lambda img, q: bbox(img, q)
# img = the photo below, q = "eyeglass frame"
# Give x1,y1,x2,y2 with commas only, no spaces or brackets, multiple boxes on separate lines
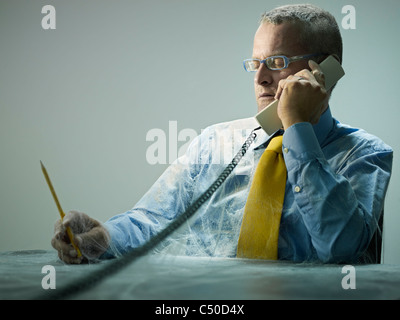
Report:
243,53,325,72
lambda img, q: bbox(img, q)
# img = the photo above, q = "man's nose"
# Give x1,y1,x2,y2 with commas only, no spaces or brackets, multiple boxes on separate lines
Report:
254,63,273,86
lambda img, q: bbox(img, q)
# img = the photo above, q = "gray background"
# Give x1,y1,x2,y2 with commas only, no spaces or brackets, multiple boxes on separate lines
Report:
1,0,399,263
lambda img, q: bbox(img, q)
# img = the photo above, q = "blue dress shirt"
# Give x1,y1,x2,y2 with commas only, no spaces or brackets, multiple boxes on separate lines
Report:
103,108,393,263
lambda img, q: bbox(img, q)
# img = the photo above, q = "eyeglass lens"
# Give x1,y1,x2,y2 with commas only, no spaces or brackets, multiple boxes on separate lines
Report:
267,57,285,69
245,57,286,71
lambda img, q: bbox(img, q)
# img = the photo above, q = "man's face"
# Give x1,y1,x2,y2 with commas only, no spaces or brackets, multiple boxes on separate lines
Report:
253,22,311,112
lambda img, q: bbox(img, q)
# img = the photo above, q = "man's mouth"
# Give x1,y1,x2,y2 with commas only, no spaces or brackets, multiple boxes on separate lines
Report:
258,93,275,100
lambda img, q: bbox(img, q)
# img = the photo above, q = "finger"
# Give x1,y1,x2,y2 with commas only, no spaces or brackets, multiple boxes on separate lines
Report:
53,220,72,245
275,75,305,100
53,219,64,239
52,236,84,264
308,59,321,73
308,60,325,87
275,78,287,100
57,249,84,264
54,218,65,232
51,233,72,252
292,69,314,81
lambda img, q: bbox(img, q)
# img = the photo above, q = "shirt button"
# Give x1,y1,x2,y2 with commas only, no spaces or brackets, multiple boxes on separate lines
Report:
283,147,289,154
294,186,301,193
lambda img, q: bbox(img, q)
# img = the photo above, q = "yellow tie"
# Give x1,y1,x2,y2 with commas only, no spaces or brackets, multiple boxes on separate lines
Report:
237,135,286,260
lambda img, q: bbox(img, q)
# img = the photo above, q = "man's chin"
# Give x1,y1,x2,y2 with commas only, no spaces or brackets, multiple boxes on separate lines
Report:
257,103,271,113
256,98,275,113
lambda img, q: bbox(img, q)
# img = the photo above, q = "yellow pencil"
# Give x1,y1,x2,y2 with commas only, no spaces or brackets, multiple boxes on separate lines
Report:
40,161,82,257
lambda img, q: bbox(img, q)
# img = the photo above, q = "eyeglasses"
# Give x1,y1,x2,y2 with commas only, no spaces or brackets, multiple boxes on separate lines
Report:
243,53,323,72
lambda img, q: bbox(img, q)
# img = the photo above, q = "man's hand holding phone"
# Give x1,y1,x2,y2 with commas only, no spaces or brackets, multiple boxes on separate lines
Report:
255,55,344,135
275,60,329,130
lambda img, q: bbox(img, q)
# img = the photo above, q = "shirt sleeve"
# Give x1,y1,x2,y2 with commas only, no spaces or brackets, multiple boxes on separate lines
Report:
100,123,226,258
101,134,206,258
282,122,393,263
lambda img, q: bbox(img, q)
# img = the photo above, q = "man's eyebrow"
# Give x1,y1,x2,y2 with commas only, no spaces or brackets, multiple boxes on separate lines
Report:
252,52,286,59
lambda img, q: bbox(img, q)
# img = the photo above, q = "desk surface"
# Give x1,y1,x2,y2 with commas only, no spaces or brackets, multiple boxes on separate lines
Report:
1,250,400,300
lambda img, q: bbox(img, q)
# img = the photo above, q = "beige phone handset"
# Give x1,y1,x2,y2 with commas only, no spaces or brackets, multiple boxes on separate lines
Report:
255,55,345,135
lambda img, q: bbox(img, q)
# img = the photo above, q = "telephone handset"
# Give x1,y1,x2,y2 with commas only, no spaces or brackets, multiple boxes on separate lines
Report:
255,55,345,135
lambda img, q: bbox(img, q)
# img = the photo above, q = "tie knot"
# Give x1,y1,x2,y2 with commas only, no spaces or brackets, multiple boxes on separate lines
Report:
266,135,283,154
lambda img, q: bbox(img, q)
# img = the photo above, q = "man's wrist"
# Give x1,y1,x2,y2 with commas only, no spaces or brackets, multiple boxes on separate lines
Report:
282,118,309,130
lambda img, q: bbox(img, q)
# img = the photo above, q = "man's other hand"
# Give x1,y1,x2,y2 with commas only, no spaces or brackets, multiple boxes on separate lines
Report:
51,210,110,264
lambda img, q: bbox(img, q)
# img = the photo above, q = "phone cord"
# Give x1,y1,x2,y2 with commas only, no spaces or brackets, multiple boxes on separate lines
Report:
39,127,260,300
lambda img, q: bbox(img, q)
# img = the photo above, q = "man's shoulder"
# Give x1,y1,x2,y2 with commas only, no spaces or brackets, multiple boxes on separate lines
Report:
334,120,393,153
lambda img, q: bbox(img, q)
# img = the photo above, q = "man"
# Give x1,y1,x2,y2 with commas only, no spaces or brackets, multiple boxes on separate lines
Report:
52,4,393,264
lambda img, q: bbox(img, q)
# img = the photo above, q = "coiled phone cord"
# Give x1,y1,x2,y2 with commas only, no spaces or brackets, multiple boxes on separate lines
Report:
38,127,260,300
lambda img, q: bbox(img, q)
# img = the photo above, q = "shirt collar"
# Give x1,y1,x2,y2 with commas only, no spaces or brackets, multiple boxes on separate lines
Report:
253,107,334,150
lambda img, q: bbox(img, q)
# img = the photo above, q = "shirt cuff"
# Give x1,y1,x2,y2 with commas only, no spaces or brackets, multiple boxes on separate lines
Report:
282,122,324,172
99,223,119,259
